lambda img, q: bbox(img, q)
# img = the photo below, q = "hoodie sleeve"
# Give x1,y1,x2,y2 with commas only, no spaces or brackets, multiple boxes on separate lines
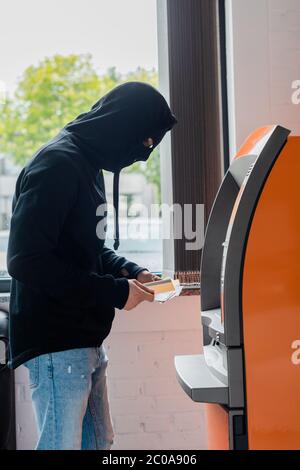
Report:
101,246,147,279
7,157,129,311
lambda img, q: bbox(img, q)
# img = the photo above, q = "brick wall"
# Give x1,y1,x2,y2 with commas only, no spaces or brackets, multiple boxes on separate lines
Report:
15,296,207,450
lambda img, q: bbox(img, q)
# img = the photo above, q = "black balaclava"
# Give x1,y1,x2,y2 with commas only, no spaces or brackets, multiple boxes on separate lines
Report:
65,81,177,250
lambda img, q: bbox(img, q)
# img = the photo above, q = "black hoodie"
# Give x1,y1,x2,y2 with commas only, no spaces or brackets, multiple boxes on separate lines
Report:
7,82,177,369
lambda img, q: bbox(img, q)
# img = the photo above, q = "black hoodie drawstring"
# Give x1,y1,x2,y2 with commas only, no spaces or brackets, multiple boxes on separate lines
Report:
113,171,120,250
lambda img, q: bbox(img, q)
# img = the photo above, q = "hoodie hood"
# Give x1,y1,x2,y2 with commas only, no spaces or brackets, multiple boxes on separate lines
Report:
65,82,177,250
65,81,177,172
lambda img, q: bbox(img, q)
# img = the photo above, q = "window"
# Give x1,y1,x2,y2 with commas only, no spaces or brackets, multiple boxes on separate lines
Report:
0,0,162,275
157,0,225,282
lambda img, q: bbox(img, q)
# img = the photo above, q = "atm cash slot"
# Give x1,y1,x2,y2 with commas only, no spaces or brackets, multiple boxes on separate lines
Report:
175,344,244,408
201,309,225,344
174,354,229,405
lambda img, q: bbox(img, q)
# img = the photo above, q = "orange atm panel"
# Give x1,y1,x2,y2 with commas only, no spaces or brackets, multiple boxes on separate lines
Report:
175,125,300,450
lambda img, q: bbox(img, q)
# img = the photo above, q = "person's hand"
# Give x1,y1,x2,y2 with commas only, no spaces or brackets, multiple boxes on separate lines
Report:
136,270,161,284
124,279,155,311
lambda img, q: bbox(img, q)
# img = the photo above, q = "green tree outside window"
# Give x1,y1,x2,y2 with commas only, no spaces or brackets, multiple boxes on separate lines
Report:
0,54,161,202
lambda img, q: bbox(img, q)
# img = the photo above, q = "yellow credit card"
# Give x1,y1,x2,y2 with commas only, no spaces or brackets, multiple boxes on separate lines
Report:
145,278,178,294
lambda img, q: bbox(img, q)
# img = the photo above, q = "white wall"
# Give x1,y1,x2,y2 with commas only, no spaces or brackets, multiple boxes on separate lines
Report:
15,296,207,450
226,0,300,157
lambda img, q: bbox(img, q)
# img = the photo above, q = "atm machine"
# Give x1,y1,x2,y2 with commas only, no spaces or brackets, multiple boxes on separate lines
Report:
175,125,300,450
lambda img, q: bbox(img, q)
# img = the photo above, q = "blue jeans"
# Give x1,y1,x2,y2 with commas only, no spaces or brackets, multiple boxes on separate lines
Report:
24,346,114,450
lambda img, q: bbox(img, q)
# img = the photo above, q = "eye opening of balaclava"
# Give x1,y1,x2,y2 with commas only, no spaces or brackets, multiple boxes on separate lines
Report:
65,82,177,250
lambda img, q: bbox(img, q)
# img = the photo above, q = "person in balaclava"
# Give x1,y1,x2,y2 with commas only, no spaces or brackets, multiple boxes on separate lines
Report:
7,82,177,450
